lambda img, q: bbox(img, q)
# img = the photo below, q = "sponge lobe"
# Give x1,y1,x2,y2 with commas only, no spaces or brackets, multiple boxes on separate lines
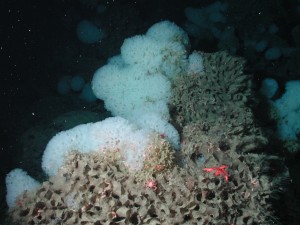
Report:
121,35,165,72
42,117,151,176
6,168,40,209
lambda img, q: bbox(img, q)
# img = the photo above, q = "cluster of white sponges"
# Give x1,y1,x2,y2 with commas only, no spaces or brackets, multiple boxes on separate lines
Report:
92,21,190,148
6,21,199,209
260,78,300,141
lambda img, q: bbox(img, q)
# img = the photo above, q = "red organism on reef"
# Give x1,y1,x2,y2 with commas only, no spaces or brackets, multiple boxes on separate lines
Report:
203,165,229,182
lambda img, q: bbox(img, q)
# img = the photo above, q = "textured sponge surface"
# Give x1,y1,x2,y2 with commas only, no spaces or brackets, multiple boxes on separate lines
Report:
91,21,188,148
42,117,151,176
6,168,40,209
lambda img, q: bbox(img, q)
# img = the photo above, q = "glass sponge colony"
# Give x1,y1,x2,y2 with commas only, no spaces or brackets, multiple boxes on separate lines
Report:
7,148,287,224
5,20,289,224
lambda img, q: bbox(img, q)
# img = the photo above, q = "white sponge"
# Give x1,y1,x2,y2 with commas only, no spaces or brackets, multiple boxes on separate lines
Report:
273,80,300,139
92,64,172,119
146,20,190,48
42,117,151,176
6,168,40,209
134,112,180,150
187,51,204,74
91,20,189,149
121,35,165,73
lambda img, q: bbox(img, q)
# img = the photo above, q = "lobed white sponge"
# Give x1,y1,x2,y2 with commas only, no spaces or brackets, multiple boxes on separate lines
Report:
121,35,165,73
272,81,300,140
91,21,189,147
92,64,172,119
6,168,40,209
42,117,151,176
146,20,190,48
187,51,204,74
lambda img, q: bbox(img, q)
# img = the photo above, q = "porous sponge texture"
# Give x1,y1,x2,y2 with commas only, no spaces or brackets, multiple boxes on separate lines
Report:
42,117,151,176
171,51,267,153
134,112,180,149
171,51,251,127
8,149,284,224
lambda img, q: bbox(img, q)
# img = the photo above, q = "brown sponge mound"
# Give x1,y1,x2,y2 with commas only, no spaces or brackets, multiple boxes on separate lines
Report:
8,145,285,225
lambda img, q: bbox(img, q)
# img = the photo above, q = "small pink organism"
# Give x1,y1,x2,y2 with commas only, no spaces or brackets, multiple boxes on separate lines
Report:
145,178,158,191
203,165,229,182
160,133,166,139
